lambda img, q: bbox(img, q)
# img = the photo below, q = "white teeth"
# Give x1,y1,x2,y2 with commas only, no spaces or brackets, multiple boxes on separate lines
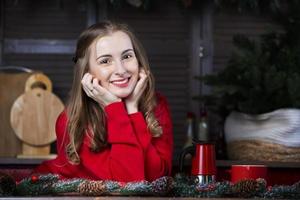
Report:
112,79,128,84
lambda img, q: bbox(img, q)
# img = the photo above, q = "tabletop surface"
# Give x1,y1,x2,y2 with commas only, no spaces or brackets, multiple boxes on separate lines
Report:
0,197,266,200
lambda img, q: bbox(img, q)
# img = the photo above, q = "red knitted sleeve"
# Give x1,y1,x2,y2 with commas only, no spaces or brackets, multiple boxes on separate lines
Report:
128,93,173,181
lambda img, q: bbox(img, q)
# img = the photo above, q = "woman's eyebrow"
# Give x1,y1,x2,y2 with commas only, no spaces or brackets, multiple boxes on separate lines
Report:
122,49,134,55
96,54,111,60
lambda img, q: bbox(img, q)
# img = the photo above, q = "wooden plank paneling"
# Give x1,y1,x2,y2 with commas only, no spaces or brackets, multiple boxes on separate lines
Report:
4,0,86,39
213,10,280,72
4,39,76,54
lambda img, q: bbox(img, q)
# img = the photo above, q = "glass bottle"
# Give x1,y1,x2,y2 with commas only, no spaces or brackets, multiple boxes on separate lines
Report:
198,106,209,141
183,112,195,148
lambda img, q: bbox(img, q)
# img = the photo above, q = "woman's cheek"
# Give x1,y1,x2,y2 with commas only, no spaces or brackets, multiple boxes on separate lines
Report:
125,60,139,72
100,68,115,88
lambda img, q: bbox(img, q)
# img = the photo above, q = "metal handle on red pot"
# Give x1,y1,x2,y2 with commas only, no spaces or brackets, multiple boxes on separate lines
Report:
179,145,195,172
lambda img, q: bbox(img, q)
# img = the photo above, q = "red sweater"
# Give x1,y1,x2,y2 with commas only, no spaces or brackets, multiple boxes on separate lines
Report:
34,94,173,182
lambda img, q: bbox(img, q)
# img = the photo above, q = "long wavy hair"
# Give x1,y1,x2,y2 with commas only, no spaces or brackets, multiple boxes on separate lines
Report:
66,21,162,164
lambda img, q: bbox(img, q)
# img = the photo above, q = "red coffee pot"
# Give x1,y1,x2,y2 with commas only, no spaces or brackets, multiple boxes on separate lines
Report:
179,140,217,184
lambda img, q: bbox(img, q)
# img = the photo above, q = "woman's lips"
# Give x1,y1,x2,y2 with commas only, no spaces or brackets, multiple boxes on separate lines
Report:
111,78,130,88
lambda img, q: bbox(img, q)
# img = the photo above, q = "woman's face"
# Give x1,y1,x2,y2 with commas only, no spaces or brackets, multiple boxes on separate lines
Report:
89,31,139,98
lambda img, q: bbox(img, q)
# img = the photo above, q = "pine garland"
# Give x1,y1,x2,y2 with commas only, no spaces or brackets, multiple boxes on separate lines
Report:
1,172,300,198
53,178,84,194
264,181,300,199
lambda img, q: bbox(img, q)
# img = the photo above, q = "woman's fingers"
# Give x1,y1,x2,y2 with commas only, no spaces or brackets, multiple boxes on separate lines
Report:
92,78,105,96
92,80,120,104
82,84,93,97
135,69,148,92
81,73,96,97
81,73,120,106
86,74,94,91
81,73,93,90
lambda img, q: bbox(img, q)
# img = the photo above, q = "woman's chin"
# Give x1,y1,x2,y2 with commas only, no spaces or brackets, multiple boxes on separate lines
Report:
113,90,132,99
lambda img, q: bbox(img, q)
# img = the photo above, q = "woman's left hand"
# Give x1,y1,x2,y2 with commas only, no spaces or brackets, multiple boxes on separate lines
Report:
81,73,121,106
125,69,148,114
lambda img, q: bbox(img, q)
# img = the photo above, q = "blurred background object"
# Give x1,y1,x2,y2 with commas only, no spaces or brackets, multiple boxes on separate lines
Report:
0,67,64,158
10,72,64,158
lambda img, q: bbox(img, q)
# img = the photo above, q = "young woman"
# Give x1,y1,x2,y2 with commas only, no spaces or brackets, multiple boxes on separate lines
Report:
34,21,173,182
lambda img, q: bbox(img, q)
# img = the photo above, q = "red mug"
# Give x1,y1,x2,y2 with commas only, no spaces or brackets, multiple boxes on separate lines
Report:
230,165,268,183
179,141,216,184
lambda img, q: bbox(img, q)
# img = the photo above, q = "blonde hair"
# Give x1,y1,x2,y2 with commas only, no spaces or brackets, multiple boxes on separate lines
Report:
66,21,162,164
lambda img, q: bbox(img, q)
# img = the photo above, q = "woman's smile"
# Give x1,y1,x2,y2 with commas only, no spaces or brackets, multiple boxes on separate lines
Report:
110,77,131,88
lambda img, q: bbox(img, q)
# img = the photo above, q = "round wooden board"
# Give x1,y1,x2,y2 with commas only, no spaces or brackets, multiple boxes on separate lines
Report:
25,73,52,92
10,88,64,146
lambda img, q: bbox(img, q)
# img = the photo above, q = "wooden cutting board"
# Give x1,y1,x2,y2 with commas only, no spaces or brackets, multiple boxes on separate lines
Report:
10,88,64,146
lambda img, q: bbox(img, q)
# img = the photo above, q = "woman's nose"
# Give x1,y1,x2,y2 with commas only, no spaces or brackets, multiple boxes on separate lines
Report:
114,60,127,75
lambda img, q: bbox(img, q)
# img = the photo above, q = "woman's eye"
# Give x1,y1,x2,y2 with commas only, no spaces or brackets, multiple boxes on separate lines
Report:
99,58,111,65
122,54,133,60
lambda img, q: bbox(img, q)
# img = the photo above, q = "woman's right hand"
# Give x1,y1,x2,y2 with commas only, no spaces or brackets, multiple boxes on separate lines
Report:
81,73,121,106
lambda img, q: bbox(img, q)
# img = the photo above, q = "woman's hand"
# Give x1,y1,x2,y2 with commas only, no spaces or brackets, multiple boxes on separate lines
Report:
81,73,121,106
125,69,148,114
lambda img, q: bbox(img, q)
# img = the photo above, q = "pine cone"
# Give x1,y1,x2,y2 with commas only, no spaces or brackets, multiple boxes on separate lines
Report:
151,176,173,195
232,179,266,198
78,180,106,196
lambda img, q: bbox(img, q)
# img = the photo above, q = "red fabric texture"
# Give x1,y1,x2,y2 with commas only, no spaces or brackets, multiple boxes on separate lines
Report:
33,93,173,182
